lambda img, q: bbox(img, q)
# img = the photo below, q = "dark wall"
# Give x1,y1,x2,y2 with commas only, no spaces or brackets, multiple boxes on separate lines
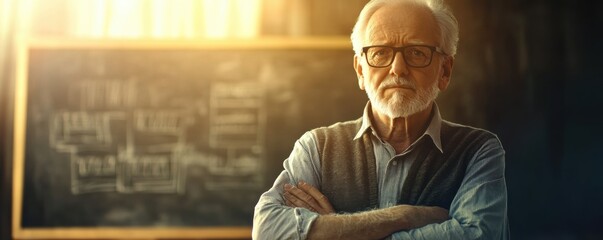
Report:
446,0,603,238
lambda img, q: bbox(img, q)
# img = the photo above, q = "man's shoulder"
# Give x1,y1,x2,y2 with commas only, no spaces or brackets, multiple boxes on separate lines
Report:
440,120,505,168
441,120,501,147
308,118,363,147
310,118,362,135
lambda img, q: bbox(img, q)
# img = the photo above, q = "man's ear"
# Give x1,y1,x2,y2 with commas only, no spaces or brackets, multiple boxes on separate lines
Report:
438,56,454,91
354,55,365,90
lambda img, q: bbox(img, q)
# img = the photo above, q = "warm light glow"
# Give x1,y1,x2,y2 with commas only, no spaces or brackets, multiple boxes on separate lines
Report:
49,0,263,39
106,0,144,38
150,0,200,38
0,0,14,38
202,0,231,39
233,0,261,38
71,0,107,38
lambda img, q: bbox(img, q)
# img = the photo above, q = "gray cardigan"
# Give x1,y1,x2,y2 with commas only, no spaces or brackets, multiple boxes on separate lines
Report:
312,118,494,213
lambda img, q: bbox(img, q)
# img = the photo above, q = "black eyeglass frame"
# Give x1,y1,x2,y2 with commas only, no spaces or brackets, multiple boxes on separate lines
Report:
361,45,447,68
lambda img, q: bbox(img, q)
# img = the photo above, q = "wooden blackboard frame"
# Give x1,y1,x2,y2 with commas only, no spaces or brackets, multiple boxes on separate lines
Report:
11,37,352,239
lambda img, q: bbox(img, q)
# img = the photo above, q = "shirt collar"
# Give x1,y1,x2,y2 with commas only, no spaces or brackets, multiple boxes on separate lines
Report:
353,102,374,140
425,103,444,153
353,101,444,153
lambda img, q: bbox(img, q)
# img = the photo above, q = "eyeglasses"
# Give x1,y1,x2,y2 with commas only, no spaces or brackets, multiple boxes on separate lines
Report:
361,45,445,68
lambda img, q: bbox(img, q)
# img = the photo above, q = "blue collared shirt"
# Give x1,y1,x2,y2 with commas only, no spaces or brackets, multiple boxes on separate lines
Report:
253,103,509,240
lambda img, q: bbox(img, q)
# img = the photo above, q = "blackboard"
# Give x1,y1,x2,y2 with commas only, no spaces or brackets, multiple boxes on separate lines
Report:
12,39,366,239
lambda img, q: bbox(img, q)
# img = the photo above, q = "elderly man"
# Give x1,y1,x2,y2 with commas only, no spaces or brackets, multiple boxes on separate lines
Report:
253,0,509,239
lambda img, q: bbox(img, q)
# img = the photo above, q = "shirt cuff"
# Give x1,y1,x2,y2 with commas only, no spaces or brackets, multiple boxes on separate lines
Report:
294,207,320,240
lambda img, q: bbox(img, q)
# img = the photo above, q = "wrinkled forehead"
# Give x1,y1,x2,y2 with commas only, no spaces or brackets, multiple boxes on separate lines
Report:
364,2,441,46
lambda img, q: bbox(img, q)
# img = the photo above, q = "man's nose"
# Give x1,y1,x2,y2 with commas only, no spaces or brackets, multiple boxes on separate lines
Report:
390,52,409,76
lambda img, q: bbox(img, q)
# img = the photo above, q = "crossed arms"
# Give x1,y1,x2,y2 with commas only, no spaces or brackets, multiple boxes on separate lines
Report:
252,132,508,240
253,173,449,240
283,181,449,240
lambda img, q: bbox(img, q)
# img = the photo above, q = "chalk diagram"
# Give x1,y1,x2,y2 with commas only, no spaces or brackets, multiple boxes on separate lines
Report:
49,79,265,194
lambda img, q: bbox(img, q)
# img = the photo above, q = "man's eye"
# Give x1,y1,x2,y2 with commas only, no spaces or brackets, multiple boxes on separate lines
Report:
408,48,427,57
372,49,390,58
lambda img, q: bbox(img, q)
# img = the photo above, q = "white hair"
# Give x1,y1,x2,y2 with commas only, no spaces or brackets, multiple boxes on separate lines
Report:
350,0,459,57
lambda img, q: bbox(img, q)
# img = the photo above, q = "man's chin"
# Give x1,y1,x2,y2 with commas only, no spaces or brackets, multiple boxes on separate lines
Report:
376,102,412,118
382,91,412,100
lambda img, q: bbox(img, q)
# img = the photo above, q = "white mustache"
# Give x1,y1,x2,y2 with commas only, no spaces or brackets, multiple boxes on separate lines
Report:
379,76,416,91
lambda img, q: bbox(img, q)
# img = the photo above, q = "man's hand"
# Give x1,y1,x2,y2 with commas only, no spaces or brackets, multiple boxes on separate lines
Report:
283,181,335,215
282,181,450,239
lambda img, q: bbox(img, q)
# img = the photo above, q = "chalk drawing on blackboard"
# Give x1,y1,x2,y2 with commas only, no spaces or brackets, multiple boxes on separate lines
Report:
206,81,265,190
48,76,266,195
134,110,191,133
49,78,195,194
116,146,186,194
50,109,191,194
209,82,264,148
49,111,125,152
68,79,139,109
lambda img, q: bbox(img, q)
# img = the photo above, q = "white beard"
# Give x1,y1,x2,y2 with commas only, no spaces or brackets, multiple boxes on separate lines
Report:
365,76,440,118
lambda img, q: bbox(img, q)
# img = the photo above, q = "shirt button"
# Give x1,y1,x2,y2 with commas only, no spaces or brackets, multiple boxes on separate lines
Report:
392,161,398,166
